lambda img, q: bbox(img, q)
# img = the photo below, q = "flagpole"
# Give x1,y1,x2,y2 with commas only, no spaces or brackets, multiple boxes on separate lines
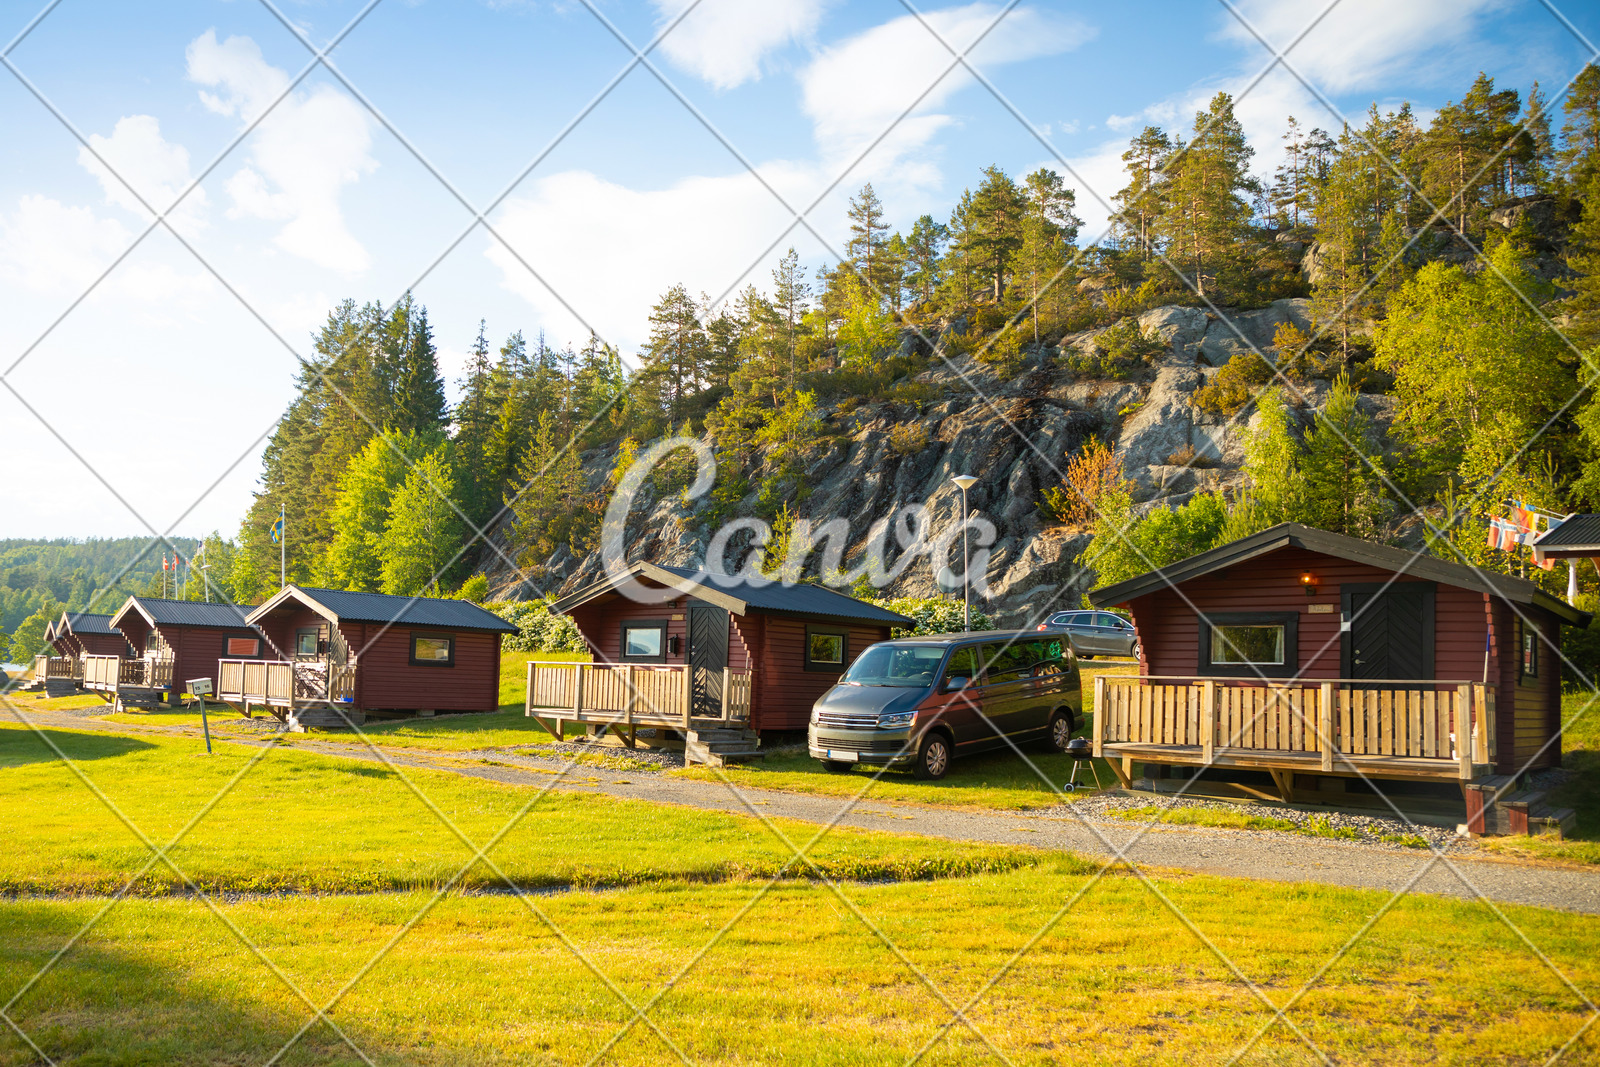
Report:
280,503,286,591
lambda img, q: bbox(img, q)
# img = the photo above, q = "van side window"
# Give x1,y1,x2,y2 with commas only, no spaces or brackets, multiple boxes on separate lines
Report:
942,646,977,686
980,643,1031,684
1030,637,1066,666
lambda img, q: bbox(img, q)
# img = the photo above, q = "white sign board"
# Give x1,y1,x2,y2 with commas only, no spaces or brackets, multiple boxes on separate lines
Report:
188,677,213,698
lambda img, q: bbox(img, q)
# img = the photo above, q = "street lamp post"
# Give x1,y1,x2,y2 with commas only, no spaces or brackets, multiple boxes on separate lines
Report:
951,475,978,631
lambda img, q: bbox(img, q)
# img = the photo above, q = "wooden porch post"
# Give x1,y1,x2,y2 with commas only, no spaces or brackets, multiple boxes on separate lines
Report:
1092,674,1107,758
721,667,731,722
1472,684,1490,768
682,666,692,728
525,660,534,718
1201,679,1216,765
1319,682,1334,773
573,664,585,717
1456,684,1473,780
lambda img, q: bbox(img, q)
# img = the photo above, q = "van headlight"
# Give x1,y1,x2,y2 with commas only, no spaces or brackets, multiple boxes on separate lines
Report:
810,707,820,725
879,711,915,728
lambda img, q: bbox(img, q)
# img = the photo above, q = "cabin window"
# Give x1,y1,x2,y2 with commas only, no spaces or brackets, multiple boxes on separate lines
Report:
620,621,668,662
296,628,321,658
805,628,848,670
1522,626,1539,681
410,633,455,667
226,636,260,658
1199,612,1298,678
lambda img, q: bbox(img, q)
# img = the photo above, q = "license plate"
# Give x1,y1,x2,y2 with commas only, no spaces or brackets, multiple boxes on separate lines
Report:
826,749,858,761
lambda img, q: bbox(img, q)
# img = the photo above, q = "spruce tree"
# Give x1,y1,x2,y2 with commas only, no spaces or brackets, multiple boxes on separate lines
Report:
903,216,948,305
1300,374,1389,537
965,165,1028,300
771,247,811,391
390,302,448,435
638,284,709,427
452,321,498,526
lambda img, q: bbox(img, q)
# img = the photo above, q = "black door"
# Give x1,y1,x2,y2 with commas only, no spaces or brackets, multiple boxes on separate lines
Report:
1341,583,1435,680
688,604,729,718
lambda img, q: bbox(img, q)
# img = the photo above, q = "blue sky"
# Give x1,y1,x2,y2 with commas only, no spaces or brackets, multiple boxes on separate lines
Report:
1,0,1596,541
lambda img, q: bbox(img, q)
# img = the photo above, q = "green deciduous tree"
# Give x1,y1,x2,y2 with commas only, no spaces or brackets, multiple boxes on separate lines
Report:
380,449,464,596
320,431,438,592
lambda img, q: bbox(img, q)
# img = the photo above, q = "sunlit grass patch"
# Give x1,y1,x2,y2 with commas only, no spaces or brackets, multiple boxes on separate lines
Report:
1107,804,1297,832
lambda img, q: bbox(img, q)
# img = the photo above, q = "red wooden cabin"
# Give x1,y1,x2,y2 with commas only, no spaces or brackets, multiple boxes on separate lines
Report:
100,597,265,704
1086,524,1589,819
49,612,131,659
545,562,914,734
230,585,517,724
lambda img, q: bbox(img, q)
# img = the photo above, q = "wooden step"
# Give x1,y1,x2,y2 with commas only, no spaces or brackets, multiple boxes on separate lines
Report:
289,704,366,730
684,741,765,768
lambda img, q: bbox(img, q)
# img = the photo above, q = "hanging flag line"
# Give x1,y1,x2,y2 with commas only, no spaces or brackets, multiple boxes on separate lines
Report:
1485,500,1557,570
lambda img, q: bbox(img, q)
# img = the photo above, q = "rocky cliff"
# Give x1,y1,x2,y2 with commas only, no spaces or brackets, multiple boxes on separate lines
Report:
480,297,1395,627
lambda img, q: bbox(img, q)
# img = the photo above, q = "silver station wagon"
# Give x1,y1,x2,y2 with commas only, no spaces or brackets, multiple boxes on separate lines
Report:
807,631,1082,780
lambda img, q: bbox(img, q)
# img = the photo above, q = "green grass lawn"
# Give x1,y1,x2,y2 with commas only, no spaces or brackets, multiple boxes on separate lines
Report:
1479,688,1600,865
3,865,1597,1064
2,717,1599,1064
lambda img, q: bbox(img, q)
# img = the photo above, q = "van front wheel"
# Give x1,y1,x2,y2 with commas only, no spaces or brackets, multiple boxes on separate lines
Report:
912,733,952,780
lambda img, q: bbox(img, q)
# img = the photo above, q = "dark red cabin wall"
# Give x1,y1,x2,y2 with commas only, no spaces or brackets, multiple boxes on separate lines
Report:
253,607,332,659
342,621,502,712
1120,544,1559,771
570,595,691,664
751,615,889,732
157,625,263,697
79,633,130,657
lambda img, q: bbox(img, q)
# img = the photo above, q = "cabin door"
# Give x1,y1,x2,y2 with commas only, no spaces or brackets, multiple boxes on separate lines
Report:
688,604,729,718
1341,583,1435,681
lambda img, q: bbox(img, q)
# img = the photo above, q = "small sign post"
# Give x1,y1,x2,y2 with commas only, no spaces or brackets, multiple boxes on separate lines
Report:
189,678,214,754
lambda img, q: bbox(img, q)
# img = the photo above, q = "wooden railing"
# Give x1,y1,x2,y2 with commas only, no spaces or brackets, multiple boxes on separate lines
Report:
526,661,753,728
82,654,166,689
217,658,356,705
1093,676,1495,779
33,655,81,681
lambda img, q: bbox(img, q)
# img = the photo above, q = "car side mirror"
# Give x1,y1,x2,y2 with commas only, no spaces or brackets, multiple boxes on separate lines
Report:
942,676,970,693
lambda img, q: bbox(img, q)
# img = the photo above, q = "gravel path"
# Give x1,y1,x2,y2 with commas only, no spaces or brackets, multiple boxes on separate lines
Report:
11,703,1600,914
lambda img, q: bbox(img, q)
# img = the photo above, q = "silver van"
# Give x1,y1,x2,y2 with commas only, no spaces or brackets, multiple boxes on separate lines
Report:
807,631,1082,780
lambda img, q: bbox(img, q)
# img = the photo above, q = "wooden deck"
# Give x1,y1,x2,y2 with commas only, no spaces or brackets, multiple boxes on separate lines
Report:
215,658,357,722
33,655,82,683
82,654,172,693
524,661,753,742
1093,675,1496,791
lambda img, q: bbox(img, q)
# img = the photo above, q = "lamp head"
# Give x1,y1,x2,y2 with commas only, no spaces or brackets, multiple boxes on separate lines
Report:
951,475,978,492
1300,572,1318,596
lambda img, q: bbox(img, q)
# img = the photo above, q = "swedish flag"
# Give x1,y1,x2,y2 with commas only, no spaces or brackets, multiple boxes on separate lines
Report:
271,512,285,544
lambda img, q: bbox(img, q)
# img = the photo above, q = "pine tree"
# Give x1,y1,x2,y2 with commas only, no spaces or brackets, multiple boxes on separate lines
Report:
1018,168,1080,340
1113,125,1172,257
964,165,1028,300
1417,73,1519,237
1510,82,1555,196
903,216,948,305
1153,93,1257,297
771,247,811,392
846,183,890,294
380,449,463,596
1270,116,1315,229
638,284,708,427
1560,63,1600,186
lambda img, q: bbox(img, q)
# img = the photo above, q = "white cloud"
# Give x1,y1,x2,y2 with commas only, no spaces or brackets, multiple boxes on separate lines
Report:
801,3,1095,169
76,115,209,234
186,30,377,274
0,195,130,294
654,0,829,90
489,166,814,353
1220,0,1508,94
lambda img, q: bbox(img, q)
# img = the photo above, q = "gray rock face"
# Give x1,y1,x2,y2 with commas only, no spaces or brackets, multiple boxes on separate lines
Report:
479,303,1385,625
1196,298,1312,366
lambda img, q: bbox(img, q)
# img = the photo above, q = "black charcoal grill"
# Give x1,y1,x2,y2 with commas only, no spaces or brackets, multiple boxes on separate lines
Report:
1063,736,1102,792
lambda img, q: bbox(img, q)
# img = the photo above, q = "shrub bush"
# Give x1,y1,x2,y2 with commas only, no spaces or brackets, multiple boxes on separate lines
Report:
865,596,995,638
487,600,587,653
888,422,929,455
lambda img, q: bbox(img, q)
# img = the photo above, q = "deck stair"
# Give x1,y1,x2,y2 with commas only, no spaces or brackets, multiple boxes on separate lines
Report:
112,687,165,712
684,721,763,768
288,702,367,730
1463,776,1577,838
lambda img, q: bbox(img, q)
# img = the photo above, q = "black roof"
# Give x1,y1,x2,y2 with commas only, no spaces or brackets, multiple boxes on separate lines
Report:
117,597,258,629
1534,514,1600,552
61,612,118,635
1086,522,1590,626
552,561,916,627
250,586,517,633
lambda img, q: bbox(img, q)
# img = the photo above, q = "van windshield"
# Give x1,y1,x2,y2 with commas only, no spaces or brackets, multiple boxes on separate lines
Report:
841,645,946,687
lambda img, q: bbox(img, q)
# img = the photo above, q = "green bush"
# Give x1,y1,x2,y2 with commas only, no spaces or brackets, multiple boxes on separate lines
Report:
865,596,995,638
1061,318,1162,380
487,600,587,653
